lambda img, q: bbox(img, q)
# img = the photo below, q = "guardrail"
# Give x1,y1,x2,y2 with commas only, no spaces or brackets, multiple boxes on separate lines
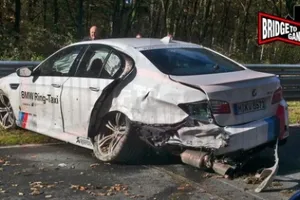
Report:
245,64,300,100
0,61,299,100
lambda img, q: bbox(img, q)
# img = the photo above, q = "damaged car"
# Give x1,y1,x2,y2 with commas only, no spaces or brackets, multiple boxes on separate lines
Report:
0,36,289,189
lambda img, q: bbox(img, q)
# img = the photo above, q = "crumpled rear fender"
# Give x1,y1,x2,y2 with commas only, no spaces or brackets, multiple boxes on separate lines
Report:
87,51,208,138
107,72,208,125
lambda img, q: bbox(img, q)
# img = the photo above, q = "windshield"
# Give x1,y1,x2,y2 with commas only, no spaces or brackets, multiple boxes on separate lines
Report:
140,48,245,76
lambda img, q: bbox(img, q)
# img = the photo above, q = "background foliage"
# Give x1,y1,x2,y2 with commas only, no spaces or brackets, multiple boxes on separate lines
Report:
1,0,300,63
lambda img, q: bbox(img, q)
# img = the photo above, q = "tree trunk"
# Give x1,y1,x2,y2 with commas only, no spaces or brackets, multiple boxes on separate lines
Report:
14,0,21,41
77,0,84,39
43,0,47,28
199,0,212,43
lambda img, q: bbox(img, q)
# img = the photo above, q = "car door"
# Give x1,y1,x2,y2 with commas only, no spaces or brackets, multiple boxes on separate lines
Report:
18,44,87,134
61,44,125,138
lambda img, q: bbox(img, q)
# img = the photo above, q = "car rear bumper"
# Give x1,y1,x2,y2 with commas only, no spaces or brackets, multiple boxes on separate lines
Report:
214,115,287,155
166,99,289,156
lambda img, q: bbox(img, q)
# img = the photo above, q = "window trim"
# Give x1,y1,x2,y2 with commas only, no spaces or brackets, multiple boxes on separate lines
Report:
73,44,125,80
101,49,125,79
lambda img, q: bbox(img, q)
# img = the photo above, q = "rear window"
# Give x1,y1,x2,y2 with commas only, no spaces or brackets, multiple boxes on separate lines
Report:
140,48,245,76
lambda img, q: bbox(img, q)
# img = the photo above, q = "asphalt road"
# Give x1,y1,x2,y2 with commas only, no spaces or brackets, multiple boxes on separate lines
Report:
0,126,300,200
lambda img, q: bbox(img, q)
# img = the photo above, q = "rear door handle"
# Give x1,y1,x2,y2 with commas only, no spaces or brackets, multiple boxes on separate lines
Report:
51,83,61,88
89,87,100,92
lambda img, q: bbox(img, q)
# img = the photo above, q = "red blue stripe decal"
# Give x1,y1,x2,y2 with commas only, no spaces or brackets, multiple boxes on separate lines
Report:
18,112,29,128
264,116,280,141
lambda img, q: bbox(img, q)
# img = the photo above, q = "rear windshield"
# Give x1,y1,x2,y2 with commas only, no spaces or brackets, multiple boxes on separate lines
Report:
140,48,245,76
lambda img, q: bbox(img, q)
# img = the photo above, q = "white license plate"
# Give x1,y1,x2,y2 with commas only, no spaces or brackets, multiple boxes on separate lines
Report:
234,99,266,115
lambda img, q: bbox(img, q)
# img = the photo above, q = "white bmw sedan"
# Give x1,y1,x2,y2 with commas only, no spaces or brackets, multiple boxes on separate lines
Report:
0,36,289,169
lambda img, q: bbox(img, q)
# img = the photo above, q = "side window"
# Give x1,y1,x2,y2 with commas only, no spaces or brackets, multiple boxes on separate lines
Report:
100,52,123,79
75,45,111,78
37,45,84,76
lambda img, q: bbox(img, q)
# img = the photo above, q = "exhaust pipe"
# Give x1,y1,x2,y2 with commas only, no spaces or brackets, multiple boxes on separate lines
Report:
212,162,235,178
180,150,212,169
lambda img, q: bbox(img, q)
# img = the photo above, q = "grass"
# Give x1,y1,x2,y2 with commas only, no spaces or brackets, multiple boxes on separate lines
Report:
0,127,58,146
287,101,300,124
0,101,299,146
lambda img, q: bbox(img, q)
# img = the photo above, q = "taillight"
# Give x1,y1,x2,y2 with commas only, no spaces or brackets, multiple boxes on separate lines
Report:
178,101,211,121
210,100,231,114
272,87,283,104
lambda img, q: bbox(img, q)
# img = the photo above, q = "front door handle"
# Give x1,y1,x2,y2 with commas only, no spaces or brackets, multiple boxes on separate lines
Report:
51,83,61,88
89,87,100,92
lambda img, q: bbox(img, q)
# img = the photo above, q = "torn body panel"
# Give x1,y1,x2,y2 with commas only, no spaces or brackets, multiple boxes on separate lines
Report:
105,58,208,125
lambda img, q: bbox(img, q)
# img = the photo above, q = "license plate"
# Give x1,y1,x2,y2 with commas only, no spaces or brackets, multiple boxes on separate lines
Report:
234,98,266,115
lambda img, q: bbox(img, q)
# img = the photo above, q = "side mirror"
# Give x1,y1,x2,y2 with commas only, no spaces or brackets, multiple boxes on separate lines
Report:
16,67,32,77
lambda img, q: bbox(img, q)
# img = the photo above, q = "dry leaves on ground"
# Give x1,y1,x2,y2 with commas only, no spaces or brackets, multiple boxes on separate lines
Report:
244,176,263,185
280,189,296,197
177,183,193,191
29,181,57,196
70,183,144,198
90,163,100,168
1,161,21,166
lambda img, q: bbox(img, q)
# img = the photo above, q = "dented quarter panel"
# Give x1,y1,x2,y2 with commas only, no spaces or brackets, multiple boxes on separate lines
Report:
106,52,208,125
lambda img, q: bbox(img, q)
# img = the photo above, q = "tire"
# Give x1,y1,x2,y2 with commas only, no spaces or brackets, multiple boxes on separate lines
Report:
0,90,16,130
92,111,146,164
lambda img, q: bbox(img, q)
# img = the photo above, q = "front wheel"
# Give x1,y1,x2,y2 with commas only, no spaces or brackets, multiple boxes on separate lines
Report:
0,90,16,130
93,112,146,164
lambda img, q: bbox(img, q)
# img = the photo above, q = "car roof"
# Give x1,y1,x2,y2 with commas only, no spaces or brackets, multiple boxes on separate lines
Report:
72,37,203,51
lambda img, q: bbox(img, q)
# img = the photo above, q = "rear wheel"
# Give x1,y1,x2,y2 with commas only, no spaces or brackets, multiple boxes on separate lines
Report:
0,90,16,130
93,112,146,163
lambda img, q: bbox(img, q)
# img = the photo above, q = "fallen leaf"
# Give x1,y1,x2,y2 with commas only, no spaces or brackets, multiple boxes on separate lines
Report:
70,185,80,190
79,186,87,191
90,163,99,168
30,190,42,195
203,173,212,178
98,192,106,196
58,163,67,167
47,185,55,189
280,189,295,196
177,186,185,190
106,192,114,196
3,161,10,166
10,163,21,166
124,191,130,196
272,181,283,187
